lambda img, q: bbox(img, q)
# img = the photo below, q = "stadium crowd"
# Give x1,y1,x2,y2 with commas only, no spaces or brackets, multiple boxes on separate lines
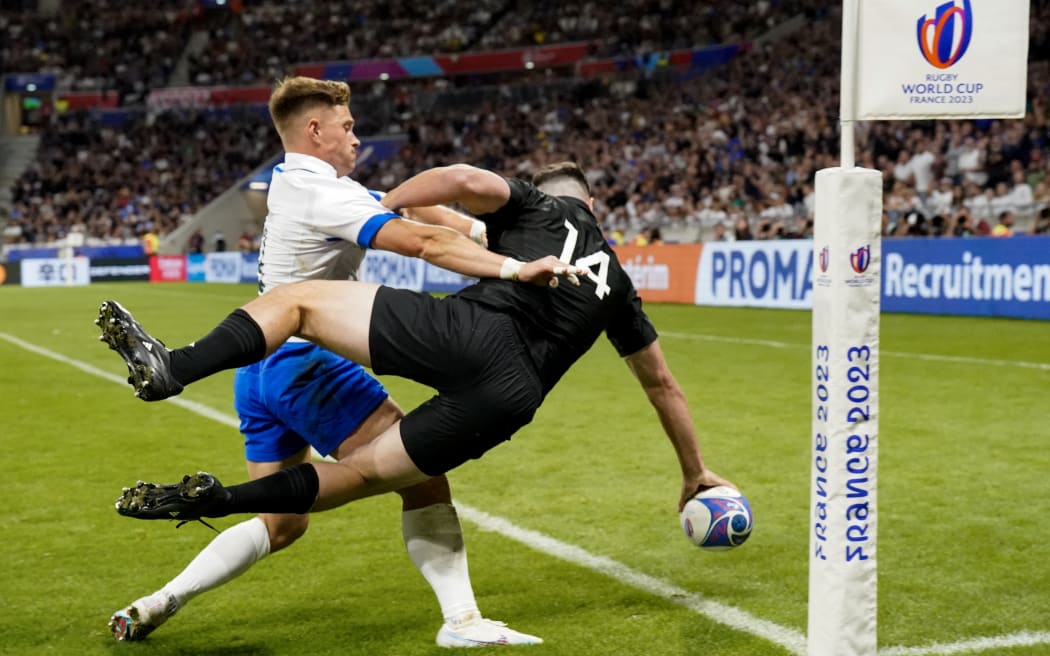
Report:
352,6,1050,242
4,0,1050,250
6,0,813,89
185,0,828,86
0,0,192,102
186,0,513,86
7,108,280,244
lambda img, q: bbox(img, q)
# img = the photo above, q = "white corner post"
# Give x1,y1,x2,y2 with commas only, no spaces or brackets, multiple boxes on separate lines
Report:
809,0,1029,651
808,1,881,654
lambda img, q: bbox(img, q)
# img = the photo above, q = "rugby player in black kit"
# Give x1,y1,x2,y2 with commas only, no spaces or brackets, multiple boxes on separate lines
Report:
100,161,733,521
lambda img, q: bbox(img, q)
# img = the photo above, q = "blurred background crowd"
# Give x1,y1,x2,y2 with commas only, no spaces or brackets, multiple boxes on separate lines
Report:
3,0,1050,254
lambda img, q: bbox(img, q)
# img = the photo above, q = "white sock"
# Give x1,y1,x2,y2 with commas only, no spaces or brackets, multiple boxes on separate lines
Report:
402,503,479,622
160,516,271,608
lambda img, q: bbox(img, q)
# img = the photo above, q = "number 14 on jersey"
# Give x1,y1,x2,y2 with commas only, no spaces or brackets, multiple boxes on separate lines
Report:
558,220,611,299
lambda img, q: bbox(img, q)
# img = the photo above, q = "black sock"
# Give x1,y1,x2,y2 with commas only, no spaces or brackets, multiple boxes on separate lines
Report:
169,309,267,385
225,463,320,515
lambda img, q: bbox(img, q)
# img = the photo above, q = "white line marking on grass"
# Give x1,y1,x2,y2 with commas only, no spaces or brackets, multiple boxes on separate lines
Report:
662,331,798,350
0,332,239,429
455,503,807,654
880,631,1050,655
660,331,1050,371
4,331,1050,655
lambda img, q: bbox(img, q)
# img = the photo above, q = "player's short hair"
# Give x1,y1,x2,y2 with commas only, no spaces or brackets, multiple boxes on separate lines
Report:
532,161,591,197
268,76,351,137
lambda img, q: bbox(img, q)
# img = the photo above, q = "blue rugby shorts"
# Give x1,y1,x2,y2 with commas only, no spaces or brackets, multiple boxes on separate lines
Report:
234,340,388,462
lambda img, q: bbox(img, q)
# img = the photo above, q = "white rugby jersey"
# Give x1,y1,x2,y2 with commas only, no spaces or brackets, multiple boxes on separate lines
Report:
258,152,400,294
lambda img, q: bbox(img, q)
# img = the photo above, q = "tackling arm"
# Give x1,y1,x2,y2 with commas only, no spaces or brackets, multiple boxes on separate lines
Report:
623,339,734,511
403,205,486,245
381,164,510,216
371,214,582,287
375,165,584,285
378,191,487,246
370,218,501,279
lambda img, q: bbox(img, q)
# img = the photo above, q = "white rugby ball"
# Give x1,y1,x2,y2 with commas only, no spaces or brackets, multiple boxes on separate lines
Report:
680,485,753,551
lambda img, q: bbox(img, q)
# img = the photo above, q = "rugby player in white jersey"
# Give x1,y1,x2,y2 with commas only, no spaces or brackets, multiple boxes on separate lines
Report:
108,76,542,647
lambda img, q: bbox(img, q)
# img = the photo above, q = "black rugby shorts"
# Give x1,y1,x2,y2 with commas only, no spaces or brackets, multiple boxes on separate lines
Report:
369,286,543,475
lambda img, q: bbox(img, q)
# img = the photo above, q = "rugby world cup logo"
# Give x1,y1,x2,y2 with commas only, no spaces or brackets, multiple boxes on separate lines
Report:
818,246,829,273
850,245,871,274
916,0,974,69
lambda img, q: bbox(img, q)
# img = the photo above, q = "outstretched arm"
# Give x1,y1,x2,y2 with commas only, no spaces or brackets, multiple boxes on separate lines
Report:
402,205,487,246
623,339,734,511
377,190,487,246
382,164,510,216
374,165,582,285
371,219,578,286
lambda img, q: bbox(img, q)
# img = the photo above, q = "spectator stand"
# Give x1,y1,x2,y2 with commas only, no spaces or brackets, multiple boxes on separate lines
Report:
6,0,1050,252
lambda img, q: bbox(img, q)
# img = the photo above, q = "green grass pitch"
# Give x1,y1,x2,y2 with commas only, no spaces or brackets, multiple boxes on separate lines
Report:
0,282,1048,656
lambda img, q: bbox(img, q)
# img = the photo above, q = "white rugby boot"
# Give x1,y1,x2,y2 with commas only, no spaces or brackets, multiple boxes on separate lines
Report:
436,611,543,648
109,591,179,641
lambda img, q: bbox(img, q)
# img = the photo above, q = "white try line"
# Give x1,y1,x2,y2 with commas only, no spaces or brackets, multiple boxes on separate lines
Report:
2,330,1048,656
879,631,1050,656
455,503,806,653
0,332,240,430
660,331,1050,371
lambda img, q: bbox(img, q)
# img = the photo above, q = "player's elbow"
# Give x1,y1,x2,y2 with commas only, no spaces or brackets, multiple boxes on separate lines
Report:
643,368,681,399
415,226,459,262
631,355,683,400
439,165,507,214
441,164,485,195
376,218,465,262
627,348,671,389
436,166,484,206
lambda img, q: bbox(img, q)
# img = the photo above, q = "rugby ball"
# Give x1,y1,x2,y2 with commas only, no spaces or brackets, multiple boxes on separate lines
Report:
680,485,753,551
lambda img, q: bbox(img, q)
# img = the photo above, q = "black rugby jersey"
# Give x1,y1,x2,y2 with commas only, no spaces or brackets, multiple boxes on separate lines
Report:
454,178,658,391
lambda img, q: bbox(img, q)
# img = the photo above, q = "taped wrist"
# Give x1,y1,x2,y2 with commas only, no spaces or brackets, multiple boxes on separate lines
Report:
469,220,487,245
500,258,524,281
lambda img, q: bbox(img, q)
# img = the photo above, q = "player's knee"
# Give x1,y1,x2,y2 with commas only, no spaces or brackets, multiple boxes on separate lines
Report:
261,513,309,552
397,475,452,509
274,280,326,314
